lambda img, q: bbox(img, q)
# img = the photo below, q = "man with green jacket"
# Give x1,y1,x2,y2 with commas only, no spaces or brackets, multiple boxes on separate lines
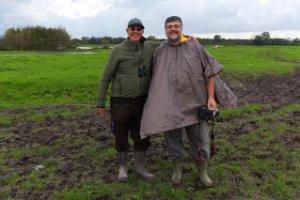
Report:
97,18,157,182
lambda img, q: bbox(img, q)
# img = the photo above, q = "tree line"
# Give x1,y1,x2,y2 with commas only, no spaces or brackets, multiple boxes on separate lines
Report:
203,32,300,46
72,32,300,46
0,26,72,50
1,26,299,50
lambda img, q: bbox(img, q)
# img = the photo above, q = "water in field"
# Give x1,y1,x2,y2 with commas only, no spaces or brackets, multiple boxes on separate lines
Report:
0,51,96,56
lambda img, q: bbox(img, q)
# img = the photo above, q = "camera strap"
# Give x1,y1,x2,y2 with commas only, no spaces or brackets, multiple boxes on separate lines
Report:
210,118,216,158
198,117,216,158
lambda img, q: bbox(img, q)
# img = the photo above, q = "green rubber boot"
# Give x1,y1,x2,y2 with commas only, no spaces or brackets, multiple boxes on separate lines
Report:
117,151,128,182
134,151,155,181
171,158,183,185
196,161,213,187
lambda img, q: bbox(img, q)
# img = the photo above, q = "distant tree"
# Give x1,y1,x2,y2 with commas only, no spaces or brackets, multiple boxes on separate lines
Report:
261,32,271,45
292,38,300,45
271,38,291,46
254,32,272,45
213,34,222,45
72,38,82,44
4,28,22,49
254,35,263,45
55,27,71,48
0,38,5,49
147,35,156,41
89,36,100,44
81,37,90,44
100,38,110,48
112,37,125,44
2,26,71,50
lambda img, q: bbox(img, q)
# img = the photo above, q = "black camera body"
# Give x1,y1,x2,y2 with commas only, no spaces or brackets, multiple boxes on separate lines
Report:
198,106,219,121
138,66,147,77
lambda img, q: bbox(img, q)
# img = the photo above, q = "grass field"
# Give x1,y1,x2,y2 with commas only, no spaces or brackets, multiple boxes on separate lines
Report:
1,46,300,109
0,46,300,200
206,45,300,75
0,50,110,108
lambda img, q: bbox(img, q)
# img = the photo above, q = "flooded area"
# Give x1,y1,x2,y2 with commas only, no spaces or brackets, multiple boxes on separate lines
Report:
0,51,96,56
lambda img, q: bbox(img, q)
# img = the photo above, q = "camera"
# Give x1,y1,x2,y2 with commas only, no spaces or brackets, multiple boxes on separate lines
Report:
138,66,147,77
198,106,219,121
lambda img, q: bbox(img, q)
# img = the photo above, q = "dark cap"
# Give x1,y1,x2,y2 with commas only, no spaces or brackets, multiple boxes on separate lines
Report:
128,18,144,29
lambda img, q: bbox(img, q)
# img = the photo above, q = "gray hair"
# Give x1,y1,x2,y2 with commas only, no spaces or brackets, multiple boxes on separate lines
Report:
165,16,183,27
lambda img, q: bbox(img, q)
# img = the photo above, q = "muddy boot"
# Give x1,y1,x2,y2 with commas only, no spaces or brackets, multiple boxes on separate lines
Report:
134,151,155,181
196,161,213,187
171,158,183,185
117,151,128,182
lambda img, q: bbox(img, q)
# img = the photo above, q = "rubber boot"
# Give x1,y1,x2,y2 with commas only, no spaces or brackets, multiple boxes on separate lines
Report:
196,160,213,187
171,158,183,185
117,151,128,182
134,151,155,181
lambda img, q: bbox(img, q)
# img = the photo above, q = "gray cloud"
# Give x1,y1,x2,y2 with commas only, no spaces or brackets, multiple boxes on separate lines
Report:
0,0,299,39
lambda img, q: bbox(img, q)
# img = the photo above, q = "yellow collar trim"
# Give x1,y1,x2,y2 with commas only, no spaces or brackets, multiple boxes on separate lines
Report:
180,35,189,42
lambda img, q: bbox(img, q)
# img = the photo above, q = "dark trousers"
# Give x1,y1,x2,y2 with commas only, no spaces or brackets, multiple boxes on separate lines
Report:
110,98,151,152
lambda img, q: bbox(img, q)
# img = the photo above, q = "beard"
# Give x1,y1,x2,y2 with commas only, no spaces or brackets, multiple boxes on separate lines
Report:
168,35,180,43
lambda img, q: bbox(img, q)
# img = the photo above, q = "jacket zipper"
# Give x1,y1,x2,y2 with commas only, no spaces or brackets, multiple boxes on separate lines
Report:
119,76,122,95
138,44,143,90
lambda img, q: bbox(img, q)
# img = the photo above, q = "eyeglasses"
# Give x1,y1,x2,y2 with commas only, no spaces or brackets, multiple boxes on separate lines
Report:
166,24,181,29
129,26,143,32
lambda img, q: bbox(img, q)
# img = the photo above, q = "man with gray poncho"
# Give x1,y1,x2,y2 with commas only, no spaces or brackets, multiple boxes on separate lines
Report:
140,16,237,186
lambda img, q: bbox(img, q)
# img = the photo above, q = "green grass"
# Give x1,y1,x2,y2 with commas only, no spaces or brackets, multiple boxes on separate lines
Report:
0,113,11,125
1,46,300,108
206,45,300,76
20,171,48,190
1,46,300,199
213,104,300,199
97,147,117,160
7,145,52,159
13,106,93,122
220,104,263,118
0,49,110,108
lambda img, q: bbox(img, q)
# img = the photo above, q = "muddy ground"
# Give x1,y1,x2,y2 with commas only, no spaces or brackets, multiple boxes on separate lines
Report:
0,68,299,199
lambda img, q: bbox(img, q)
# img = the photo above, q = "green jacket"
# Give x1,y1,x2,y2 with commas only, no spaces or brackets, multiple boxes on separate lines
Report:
97,38,158,107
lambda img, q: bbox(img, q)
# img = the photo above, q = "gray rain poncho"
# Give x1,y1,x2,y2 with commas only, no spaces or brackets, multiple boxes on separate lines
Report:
140,40,237,138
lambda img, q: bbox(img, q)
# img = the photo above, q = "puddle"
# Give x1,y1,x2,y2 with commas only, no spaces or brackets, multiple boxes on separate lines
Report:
0,51,96,56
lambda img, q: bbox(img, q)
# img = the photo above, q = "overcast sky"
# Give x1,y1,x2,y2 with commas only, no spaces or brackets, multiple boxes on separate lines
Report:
0,0,299,39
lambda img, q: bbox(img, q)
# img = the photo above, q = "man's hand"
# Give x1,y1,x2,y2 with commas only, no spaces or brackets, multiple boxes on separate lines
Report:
185,35,198,42
97,107,105,118
207,97,217,111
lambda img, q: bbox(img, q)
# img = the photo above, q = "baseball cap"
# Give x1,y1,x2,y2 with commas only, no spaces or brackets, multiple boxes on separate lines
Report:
128,18,144,29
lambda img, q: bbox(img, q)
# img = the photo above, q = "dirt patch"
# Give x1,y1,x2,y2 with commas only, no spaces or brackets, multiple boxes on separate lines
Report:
229,68,300,106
